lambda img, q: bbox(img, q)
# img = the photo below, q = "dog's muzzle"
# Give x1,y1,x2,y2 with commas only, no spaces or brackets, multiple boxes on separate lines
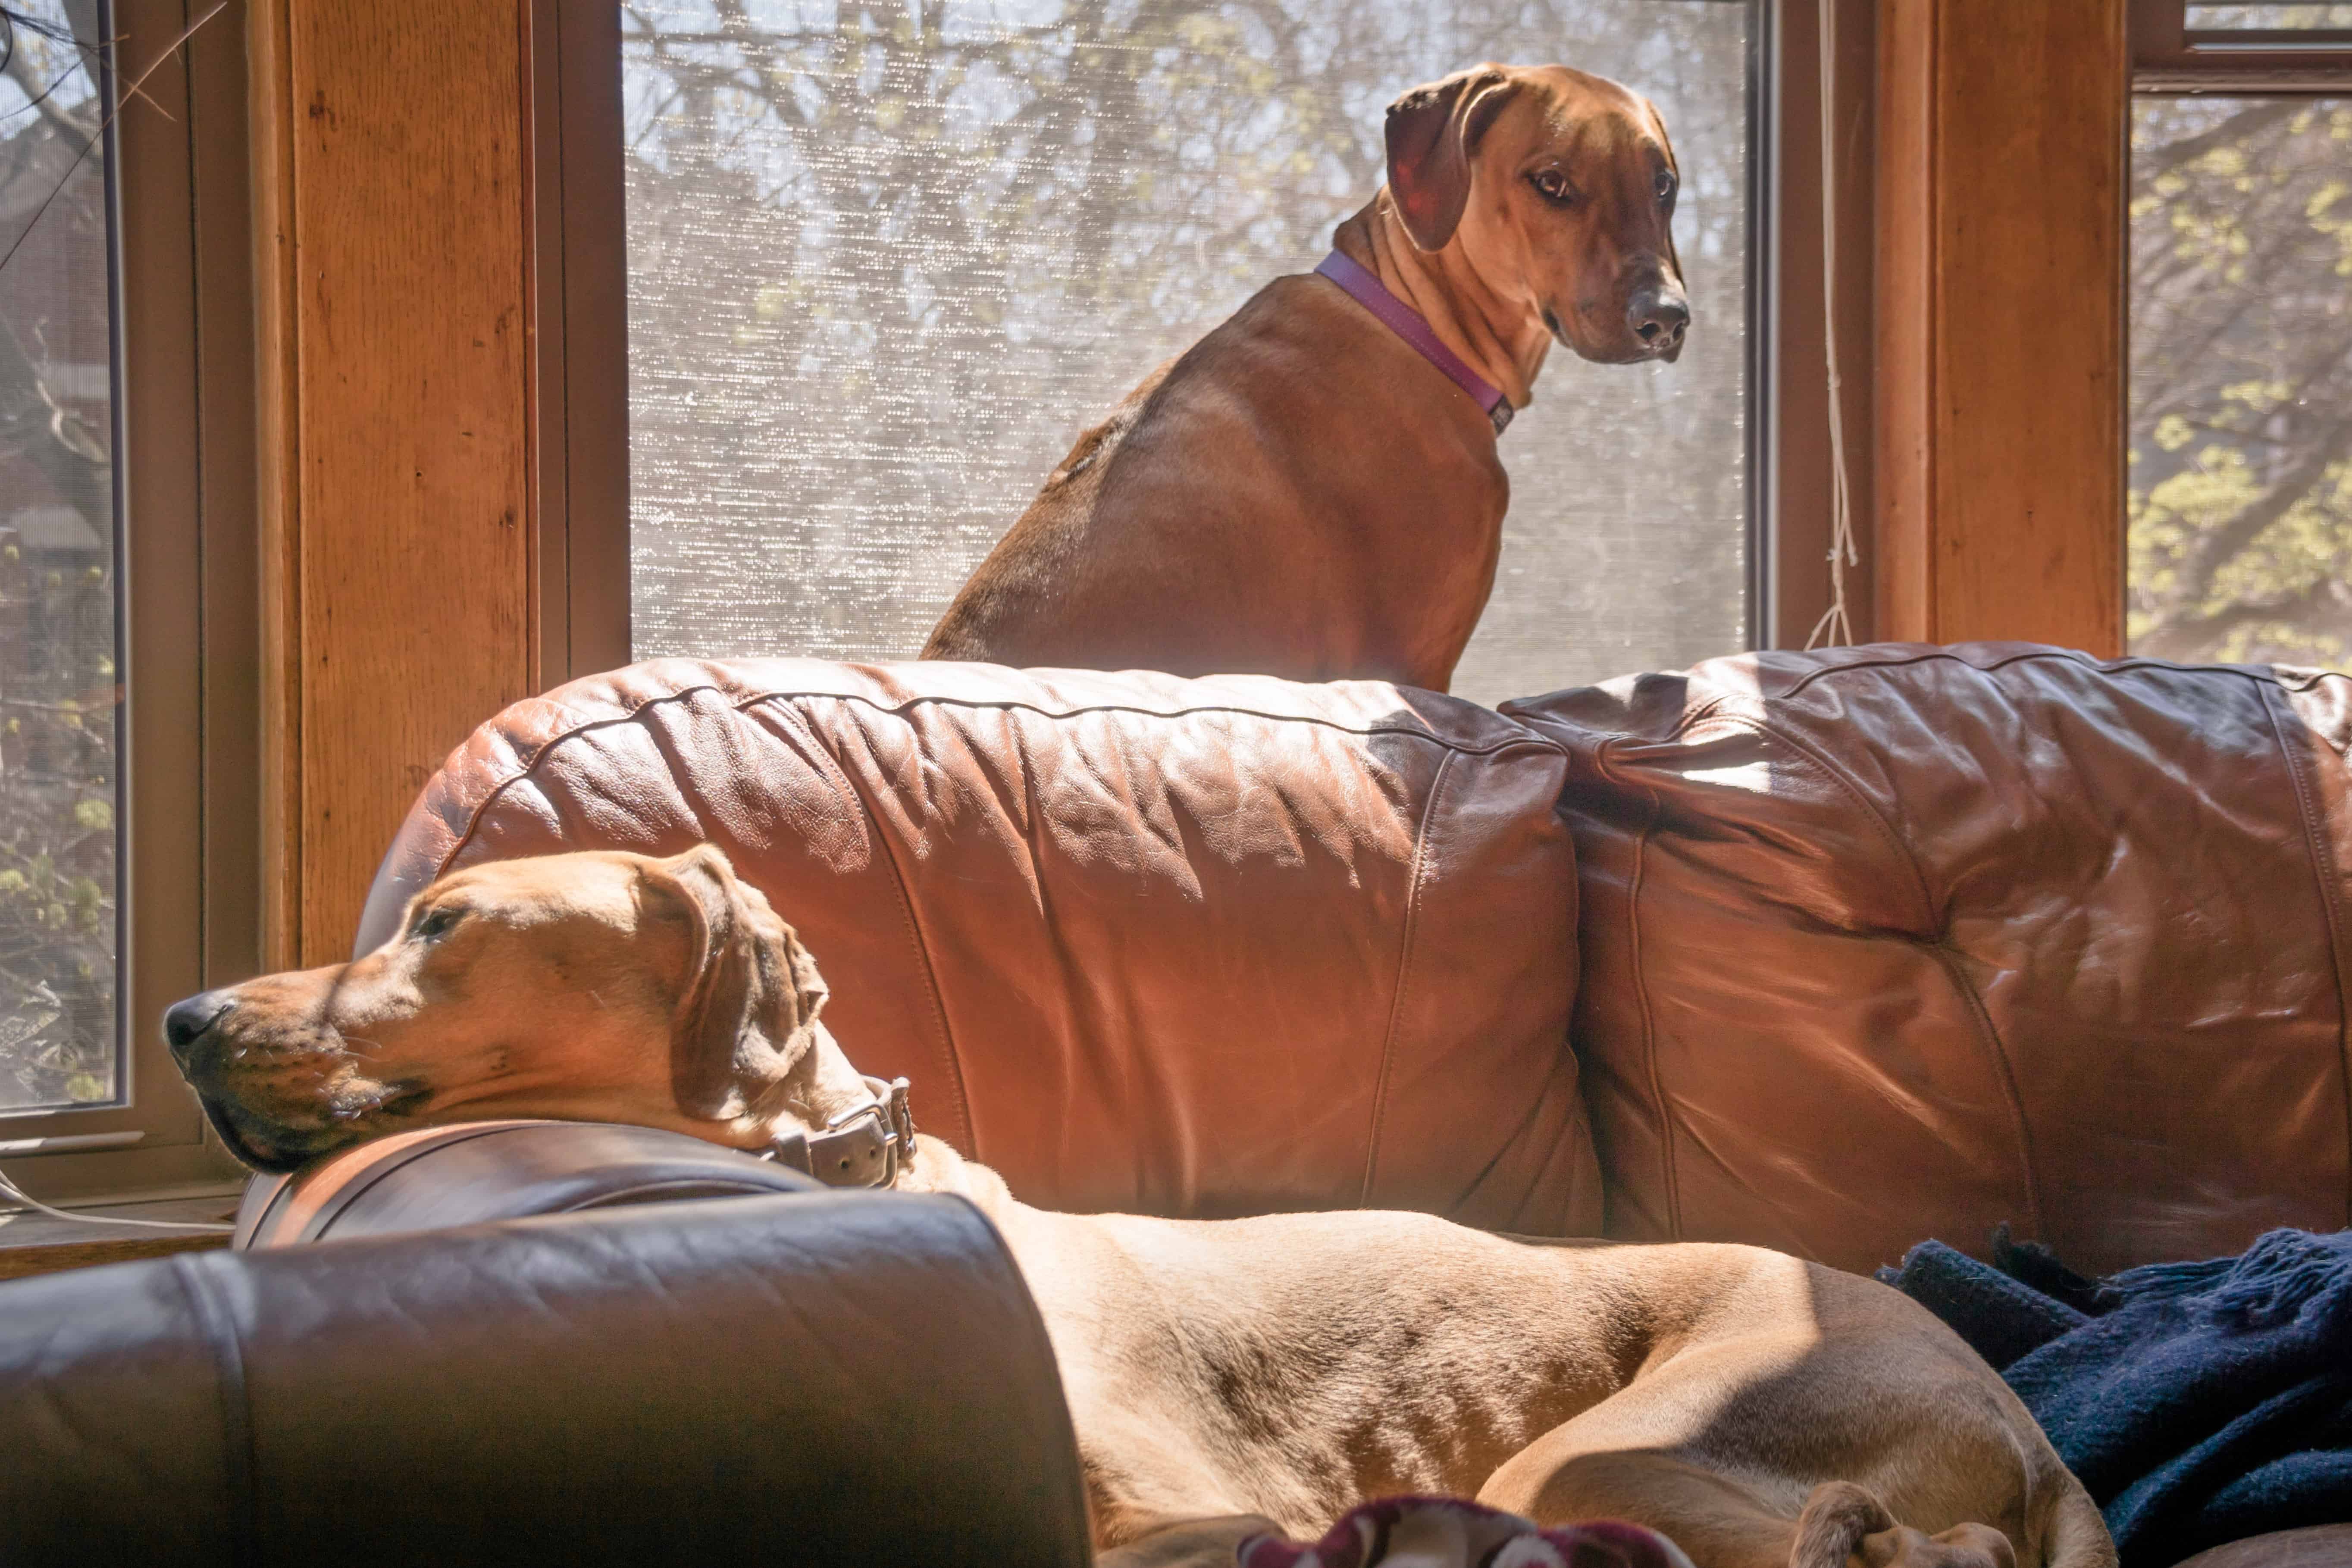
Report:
1626,284,1690,360
164,989,237,1064
164,988,429,1174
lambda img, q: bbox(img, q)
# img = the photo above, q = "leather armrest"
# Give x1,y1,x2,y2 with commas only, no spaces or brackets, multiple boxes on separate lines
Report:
232,1118,820,1247
1,1191,1091,1567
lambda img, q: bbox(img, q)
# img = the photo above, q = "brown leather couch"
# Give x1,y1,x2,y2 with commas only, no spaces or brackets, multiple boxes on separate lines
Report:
357,659,1601,1235
12,642,2347,1563
343,642,2351,1564
360,643,2351,1276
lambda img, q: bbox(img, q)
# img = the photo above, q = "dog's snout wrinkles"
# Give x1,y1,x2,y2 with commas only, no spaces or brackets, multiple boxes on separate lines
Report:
163,989,235,1061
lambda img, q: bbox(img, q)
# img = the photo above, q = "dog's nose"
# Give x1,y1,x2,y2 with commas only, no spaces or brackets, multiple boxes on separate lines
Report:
163,990,236,1062
1628,288,1690,352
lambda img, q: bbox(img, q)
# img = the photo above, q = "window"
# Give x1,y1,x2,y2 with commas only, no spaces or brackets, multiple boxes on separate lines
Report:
0,2,116,1117
617,0,1760,706
0,0,256,1207
2183,3,2352,37
2127,2,2352,666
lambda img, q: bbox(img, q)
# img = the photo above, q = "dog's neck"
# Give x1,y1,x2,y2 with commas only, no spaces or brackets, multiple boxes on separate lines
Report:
1331,200,1552,414
756,1024,1005,1210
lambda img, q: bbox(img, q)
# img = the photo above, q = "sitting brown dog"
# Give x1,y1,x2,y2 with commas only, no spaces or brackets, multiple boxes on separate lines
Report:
922,63,1689,693
166,848,2112,1568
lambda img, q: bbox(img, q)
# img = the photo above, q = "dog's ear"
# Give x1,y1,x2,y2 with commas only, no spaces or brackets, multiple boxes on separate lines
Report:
646,845,830,1124
1384,65,1516,252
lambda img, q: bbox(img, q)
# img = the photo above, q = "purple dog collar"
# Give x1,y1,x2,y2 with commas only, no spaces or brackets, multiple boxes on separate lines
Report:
1314,250,1514,436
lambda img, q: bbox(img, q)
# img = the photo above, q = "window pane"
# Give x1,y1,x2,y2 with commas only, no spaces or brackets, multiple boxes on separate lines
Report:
2127,97,2352,668
2185,5,2352,31
623,0,1752,707
0,3,119,1113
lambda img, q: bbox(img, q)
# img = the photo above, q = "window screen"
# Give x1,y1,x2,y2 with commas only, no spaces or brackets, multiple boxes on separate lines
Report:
622,0,1754,706
1,2,118,1113
2183,5,2352,31
2127,96,2352,667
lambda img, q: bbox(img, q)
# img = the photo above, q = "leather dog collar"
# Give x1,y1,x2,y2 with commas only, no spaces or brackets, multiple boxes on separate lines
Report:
763,1075,916,1189
1314,250,1514,436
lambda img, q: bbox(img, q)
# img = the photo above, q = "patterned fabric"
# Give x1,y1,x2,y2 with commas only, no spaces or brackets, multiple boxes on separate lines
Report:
1237,1497,1690,1568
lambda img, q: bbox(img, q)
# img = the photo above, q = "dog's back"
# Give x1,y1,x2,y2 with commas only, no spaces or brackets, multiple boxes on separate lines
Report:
922,274,1508,685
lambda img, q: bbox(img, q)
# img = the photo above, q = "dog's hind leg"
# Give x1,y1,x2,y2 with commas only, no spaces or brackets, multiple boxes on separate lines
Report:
1481,1446,2019,1568
1481,1444,1802,1568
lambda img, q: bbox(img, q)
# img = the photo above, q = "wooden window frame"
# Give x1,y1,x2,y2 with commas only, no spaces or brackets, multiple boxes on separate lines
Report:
527,0,629,686
1766,0,1878,648
543,0,1880,664
0,0,257,1209
1872,0,2132,655
244,0,1884,1010
2133,0,2352,92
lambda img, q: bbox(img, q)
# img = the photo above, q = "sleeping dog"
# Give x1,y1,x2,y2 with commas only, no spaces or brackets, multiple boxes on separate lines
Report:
165,847,2115,1568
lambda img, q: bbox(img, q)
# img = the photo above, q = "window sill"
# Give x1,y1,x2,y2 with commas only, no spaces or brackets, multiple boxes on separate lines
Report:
0,1189,242,1281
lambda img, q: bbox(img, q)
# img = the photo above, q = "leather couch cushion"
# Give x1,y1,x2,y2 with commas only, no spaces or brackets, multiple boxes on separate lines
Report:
2175,1526,2352,1568
358,659,1597,1233
1505,644,2352,1276
232,1120,820,1247
0,1191,1090,1567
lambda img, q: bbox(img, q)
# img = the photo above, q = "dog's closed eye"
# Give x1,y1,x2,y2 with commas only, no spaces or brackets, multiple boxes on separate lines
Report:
410,904,465,943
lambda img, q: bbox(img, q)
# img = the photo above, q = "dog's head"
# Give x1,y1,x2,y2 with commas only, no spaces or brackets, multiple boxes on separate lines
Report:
1385,63,1688,365
163,848,831,1173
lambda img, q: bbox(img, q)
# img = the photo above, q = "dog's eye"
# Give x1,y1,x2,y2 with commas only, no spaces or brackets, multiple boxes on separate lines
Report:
1530,169,1574,205
1655,170,1678,208
411,905,464,944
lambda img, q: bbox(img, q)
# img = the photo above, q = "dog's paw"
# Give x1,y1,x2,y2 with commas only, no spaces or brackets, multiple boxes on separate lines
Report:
1791,1482,2016,1568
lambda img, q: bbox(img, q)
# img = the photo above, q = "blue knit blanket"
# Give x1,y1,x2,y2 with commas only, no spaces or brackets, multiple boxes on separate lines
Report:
1881,1228,2352,1566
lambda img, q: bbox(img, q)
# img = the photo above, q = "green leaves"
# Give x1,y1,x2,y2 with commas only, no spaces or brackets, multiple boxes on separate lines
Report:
2128,98,2352,666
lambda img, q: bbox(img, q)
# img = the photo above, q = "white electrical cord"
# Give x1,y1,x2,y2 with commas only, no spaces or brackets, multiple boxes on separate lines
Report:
1805,0,1860,651
0,1133,236,1232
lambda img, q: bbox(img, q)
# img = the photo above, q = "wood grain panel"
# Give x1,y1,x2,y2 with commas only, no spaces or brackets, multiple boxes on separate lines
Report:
251,0,300,970
1770,0,1879,649
1875,0,2128,654
254,1,537,964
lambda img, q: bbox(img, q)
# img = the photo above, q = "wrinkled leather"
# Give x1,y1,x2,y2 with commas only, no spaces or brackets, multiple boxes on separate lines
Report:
358,658,1597,1233
355,647,2352,1279
233,1119,820,1248
0,1192,1090,1567
1505,643,2352,1276
2175,1525,2352,1568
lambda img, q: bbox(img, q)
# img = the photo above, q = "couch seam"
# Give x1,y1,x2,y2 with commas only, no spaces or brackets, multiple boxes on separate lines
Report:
1013,727,1093,1191
172,1254,257,1568
1360,749,1456,1208
1716,709,2048,1242
2258,682,2352,1227
1765,644,2342,703
1577,736,1681,1239
769,699,977,1158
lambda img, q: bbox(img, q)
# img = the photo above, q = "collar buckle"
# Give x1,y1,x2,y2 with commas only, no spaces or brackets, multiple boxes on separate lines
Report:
763,1075,917,1189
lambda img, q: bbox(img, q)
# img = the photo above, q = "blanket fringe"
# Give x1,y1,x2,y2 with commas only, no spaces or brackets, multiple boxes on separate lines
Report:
2112,1229,2352,1328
